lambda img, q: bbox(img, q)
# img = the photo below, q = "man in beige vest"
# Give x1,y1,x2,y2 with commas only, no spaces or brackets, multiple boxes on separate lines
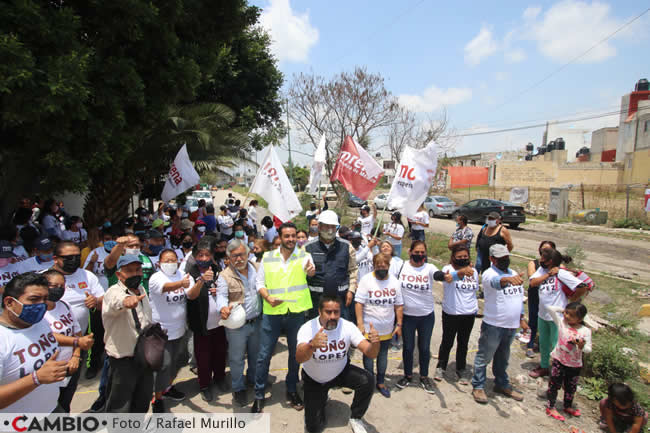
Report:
216,239,261,407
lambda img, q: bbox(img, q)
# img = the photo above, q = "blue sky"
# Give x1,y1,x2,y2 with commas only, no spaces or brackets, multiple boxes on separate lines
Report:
252,0,650,166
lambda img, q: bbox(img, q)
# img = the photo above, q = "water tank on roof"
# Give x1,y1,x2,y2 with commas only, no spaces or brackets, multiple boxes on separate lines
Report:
525,154,533,161
547,140,556,151
526,143,534,152
635,78,649,92
556,138,565,150
538,145,546,155
578,147,590,155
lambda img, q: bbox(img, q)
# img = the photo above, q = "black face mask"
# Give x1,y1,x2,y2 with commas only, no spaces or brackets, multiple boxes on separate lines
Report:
375,269,388,280
495,257,510,271
124,275,142,290
48,285,65,302
351,240,362,249
182,241,193,249
214,251,226,260
255,251,264,260
410,254,426,265
453,258,471,268
61,255,81,274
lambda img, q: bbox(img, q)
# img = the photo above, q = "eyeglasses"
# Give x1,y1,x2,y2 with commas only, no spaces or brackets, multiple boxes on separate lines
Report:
230,252,247,260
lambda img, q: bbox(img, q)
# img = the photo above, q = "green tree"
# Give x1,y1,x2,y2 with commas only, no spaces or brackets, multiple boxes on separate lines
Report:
285,165,310,191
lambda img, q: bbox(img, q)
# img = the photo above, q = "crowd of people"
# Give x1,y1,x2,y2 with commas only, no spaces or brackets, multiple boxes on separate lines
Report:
0,193,646,433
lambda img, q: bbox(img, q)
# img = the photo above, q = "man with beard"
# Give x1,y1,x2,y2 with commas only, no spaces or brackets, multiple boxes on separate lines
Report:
296,295,380,433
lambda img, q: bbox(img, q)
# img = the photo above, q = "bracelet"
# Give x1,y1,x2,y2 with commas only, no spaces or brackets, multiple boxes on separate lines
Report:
31,370,40,386
73,337,79,350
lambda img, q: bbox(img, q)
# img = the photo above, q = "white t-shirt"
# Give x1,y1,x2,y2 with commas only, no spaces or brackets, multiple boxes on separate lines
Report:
297,317,365,384
61,268,105,334
410,211,429,231
83,246,110,289
62,229,88,245
248,206,258,225
383,223,405,246
356,215,374,236
305,210,319,219
42,214,63,239
482,266,525,329
398,262,438,316
218,215,234,235
206,293,220,331
531,267,582,321
389,256,404,280
0,320,60,413
355,246,374,282
17,257,54,274
44,301,81,387
441,264,479,315
355,274,403,338
0,263,22,288
148,270,194,340
12,245,29,260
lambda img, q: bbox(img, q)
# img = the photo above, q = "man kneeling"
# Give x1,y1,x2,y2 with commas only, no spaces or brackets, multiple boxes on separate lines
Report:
296,295,380,433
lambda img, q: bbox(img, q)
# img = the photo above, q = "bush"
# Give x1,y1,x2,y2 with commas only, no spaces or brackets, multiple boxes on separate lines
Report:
584,334,639,383
612,218,650,230
579,377,608,401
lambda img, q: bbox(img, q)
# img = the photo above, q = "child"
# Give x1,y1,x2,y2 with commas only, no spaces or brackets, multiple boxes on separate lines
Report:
599,383,648,433
545,302,592,421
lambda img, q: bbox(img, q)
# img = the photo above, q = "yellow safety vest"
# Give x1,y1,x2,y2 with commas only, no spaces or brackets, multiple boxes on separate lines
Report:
262,249,312,315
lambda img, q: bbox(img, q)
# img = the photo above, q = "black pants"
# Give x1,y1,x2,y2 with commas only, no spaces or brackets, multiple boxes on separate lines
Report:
58,361,83,412
436,311,475,372
105,356,153,413
88,309,105,371
302,363,374,433
547,358,581,409
527,286,539,349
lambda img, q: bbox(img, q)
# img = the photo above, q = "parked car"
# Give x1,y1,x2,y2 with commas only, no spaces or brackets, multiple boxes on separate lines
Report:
372,193,395,211
347,193,368,207
185,198,200,214
423,195,457,218
453,199,525,228
191,190,214,207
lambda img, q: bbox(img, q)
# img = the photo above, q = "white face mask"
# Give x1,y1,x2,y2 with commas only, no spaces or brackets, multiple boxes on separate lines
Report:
160,262,178,276
486,219,497,228
75,222,83,229
197,226,206,233
125,248,140,256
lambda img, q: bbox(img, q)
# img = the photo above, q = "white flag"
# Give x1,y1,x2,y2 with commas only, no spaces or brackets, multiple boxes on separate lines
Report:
161,144,200,203
250,146,302,222
308,134,327,194
387,142,438,218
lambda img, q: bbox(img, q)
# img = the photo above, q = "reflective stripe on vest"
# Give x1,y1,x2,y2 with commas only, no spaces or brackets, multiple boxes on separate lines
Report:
262,250,312,315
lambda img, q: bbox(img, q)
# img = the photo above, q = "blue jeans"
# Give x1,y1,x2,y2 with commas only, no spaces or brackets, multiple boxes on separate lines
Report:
363,340,391,384
225,318,261,392
392,244,402,258
98,356,110,397
254,312,305,399
402,310,435,377
471,321,517,390
411,230,425,241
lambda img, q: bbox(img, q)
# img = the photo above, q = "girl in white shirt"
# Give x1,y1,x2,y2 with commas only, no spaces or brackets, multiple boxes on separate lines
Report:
382,211,405,258
407,204,429,242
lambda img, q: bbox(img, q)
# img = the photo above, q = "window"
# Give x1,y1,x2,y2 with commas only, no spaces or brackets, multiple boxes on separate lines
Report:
471,160,477,166
464,200,479,208
458,161,464,166
383,160,395,169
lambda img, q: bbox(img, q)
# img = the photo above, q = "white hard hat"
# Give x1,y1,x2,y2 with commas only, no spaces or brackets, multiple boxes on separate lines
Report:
318,210,339,225
219,304,246,329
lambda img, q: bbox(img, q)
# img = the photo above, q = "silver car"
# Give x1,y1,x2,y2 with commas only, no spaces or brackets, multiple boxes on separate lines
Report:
372,193,395,211
424,195,457,218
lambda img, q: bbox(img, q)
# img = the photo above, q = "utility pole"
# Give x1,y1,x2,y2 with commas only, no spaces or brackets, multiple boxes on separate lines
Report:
286,99,294,183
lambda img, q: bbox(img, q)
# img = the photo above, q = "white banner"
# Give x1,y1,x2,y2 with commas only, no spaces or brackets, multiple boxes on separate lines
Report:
387,142,438,218
509,187,529,204
161,144,200,203
308,134,327,194
249,146,302,222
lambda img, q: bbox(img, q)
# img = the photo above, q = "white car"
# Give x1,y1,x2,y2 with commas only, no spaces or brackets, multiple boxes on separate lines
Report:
373,193,395,211
191,190,214,208
423,195,457,218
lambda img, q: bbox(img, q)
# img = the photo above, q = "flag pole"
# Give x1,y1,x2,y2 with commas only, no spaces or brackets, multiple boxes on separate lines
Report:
372,190,392,238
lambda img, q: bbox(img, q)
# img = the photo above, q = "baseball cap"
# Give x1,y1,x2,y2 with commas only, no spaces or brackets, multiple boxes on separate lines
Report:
318,210,339,226
35,237,54,252
194,219,207,226
145,229,164,240
337,225,351,238
361,205,370,212
0,240,16,258
151,219,165,229
487,211,501,220
347,231,362,240
489,244,510,258
117,254,142,270
180,219,194,231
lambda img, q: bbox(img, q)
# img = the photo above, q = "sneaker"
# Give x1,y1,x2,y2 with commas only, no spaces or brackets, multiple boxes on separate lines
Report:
89,395,106,413
85,368,98,380
395,376,412,389
472,388,488,404
420,377,436,394
233,390,248,407
456,369,472,386
162,385,186,402
341,387,353,395
390,344,401,352
287,392,304,411
529,367,549,378
349,418,369,433
433,368,445,382
525,348,535,358
376,385,391,398
251,398,265,414
152,399,165,413
200,388,213,402
494,386,524,401
214,377,229,393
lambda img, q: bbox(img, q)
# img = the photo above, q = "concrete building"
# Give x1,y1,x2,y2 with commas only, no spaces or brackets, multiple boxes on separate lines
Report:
591,127,618,162
616,79,650,163
219,156,259,187
543,122,591,162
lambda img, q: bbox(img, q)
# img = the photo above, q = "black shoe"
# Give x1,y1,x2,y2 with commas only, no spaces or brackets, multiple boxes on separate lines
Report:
214,378,229,393
85,368,98,380
200,388,213,402
162,385,186,402
396,376,412,389
287,391,304,411
233,390,248,407
420,376,436,394
152,399,165,413
251,398,265,413
89,395,105,413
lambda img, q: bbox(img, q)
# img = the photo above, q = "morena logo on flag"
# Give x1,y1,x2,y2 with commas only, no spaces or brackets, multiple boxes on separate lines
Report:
330,136,383,200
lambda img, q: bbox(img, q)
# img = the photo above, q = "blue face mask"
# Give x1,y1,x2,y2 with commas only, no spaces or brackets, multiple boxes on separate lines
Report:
38,253,53,263
196,259,212,269
9,298,47,325
104,240,117,252
235,230,245,238
149,244,164,255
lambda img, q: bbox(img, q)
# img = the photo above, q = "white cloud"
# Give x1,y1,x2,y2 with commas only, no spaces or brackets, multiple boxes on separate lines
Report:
504,48,526,63
259,0,319,63
495,71,509,81
525,0,623,63
523,6,542,20
399,86,472,113
464,26,499,66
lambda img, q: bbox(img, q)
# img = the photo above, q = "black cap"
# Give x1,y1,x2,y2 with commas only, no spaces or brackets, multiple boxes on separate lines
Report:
145,229,164,240
338,225,351,238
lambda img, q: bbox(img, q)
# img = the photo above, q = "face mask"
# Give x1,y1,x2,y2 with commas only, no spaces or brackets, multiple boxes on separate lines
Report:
456,223,460,229
453,258,470,268
104,240,117,252
148,244,164,255
196,259,212,269
125,228,134,234
410,254,426,265
320,230,335,241
248,242,255,249
309,226,318,234
214,251,226,260
125,248,140,256
310,206,316,211
76,222,83,229
495,257,510,271
8,298,47,325
234,230,244,238
38,253,53,262
48,285,65,302
255,251,264,260
197,226,206,233
182,241,193,249
351,240,362,249
161,263,178,276
486,219,497,228
297,239,306,247
61,255,81,274
124,275,142,290
140,216,148,222
375,269,388,280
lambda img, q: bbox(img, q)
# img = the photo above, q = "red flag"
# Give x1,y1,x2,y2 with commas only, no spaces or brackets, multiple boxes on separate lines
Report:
330,136,383,200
